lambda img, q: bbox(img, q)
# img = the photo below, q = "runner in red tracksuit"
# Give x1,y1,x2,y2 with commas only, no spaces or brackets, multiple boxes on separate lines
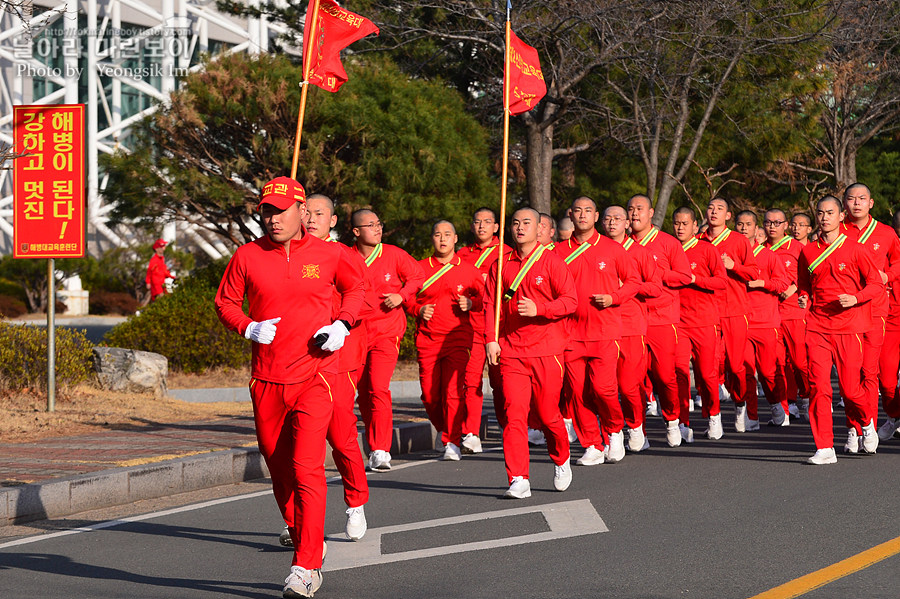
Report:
146,239,176,301
485,208,577,499
602,205,663,452
352,209,425,472
839,184,900,442
701,198,760,433
458,207,512,440
882,267,900,439
736,211,790,428
406,221,484,460
556,197,639,465
672,207,727,440
627,195,692,447
301,194,369,543
763,209,810,421
215,177,365,596
798,195,883,464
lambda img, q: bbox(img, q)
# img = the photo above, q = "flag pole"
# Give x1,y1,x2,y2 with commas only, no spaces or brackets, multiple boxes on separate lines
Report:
291,0,322,180
494,2,512,342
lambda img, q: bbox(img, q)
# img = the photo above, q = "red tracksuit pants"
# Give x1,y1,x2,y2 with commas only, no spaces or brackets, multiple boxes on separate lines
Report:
678,325,721,423
329,369,369,509
357,335,400,453
250,375,333,570
880,329,900,419
418,343,469,446
860,319,886,429
500,354,570,482
564,340,621,450
463,340,488,437
776,318,809,403
646,324,681,422
617,335,647,430
720,315,749,403
744,327,786,421
807,330,870,449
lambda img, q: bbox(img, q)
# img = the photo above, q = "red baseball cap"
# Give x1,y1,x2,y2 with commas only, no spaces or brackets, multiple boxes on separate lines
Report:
152,239,168,249
259,177,306,210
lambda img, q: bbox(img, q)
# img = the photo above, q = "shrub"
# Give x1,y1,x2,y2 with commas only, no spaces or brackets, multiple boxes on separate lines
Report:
103,270,250,373
0,295,27,318
0,322,93,396
89,290,139,315
398,314,418,362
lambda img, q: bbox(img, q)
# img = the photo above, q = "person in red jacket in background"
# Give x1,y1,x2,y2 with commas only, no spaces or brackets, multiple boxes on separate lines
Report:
838,184,900,442
882,212,900,441
798,195,883,464
790,213,814,246
485,207,577,499
352,209,425,472
556,196,639,465
763,209,810,421
627,195,692,448
458,208,512,450
146,239,177,301
602,205,663,452
701,197,760,433
215,177,365,598
406,220,485,461
735,210,790,429
672,207,727,441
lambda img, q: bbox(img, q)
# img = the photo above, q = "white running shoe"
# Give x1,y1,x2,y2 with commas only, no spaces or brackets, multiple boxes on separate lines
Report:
606,431,626,463
788,402,800,418
527,428,547,446
769,403,788,426
461,433,483,454
694,395,704,410
646,399,659,417
443,442,462,461
368,450,392,471
666,419,682,447
734,403,747,433
679,423,694,444
843,429,859,454
553,460,573,491
627,425,650,452
279,525,293,547
576,445,605,466
807,447,837,465
798,397,810,419
345,506,367,541
746,418,760,432
707,413,723,440
719,384,732,403
283,566,323,598
877,418,899,442
862,420,879,454
504,476,531,499
564,418,578,444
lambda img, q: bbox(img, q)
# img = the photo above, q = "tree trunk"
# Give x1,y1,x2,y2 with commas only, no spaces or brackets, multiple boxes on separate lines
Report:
834,145,857,192
652,175,679,227
525,121,554,216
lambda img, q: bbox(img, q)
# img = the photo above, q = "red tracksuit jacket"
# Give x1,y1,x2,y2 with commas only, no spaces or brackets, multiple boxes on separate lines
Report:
146,254,174,295
329,241,372,374
555,231,639,341
701,228,759,318
406,255,484,350
460,238,514,342
841,217,900,322
747,243,789,329
355,243,425,343
797,236,884,334
619,238,663,336
765,236,806,322
215,233,365,383
679,238,726,328
631,227,692,326
484,244,577,358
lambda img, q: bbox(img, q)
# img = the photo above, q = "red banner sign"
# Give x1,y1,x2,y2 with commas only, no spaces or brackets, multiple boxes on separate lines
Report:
13,104,86,259
506,29,546,116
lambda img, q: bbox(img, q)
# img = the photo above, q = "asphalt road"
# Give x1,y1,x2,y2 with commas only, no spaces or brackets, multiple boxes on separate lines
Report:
2,413,900,599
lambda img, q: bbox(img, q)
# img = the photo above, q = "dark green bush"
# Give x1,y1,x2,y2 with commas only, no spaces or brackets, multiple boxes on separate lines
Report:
103,268,250,373
0,322,93,396
399,314,417,362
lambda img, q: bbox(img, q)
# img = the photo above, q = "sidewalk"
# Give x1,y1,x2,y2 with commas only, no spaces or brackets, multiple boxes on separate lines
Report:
0,380,494,527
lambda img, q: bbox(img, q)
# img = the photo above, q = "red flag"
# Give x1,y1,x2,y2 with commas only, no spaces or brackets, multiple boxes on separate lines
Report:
302,0,379,93
505,29,546,115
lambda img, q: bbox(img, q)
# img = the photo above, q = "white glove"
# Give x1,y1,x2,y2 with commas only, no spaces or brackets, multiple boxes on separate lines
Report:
313,320,350,352
244,317,281,344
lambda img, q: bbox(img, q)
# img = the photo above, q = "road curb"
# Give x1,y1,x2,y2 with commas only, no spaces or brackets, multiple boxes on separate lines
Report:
0,421,441,528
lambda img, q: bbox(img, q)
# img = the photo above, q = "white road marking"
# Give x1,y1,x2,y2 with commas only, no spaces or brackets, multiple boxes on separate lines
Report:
323,499,608,571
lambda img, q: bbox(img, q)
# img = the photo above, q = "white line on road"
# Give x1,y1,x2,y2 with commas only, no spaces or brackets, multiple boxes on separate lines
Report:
323,499,608,571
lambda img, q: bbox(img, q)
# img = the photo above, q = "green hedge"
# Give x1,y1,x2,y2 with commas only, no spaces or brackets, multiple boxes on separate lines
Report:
0,322,93,395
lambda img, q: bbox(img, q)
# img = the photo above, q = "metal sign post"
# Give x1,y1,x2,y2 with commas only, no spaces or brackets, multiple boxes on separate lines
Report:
47,258,55,412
